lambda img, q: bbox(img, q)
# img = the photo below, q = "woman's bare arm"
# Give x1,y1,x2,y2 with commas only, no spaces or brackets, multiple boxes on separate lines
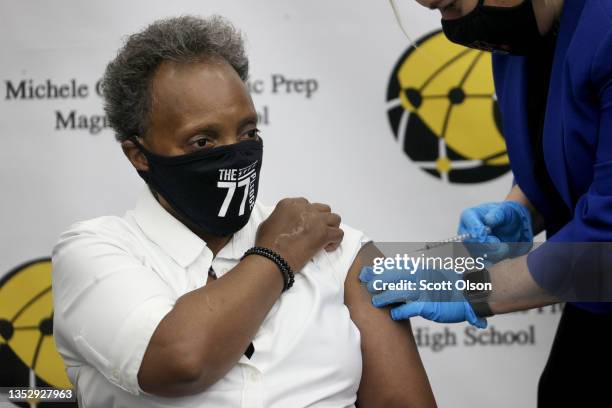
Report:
344,242,437,408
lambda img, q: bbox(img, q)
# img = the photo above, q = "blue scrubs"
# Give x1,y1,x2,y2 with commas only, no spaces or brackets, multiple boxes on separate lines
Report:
492,0,612,313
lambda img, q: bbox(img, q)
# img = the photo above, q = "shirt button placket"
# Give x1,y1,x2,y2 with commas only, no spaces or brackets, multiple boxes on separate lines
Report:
241,365,263,408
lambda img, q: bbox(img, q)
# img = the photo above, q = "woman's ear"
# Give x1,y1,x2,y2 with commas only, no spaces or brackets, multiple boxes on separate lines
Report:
121,138,149,171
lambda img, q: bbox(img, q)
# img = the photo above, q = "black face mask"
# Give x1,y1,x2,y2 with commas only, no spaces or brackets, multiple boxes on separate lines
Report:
441,0,544,55
132,137,263,237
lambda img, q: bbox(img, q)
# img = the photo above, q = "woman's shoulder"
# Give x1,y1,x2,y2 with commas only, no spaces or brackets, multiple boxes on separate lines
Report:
55,215,134,244
249,201,371,285
52,214,145,267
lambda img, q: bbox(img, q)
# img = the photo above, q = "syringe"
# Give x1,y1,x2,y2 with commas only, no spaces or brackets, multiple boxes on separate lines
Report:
420,226,492,251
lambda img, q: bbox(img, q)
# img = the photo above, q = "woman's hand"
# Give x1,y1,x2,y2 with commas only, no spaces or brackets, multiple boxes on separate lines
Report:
255,197,343,272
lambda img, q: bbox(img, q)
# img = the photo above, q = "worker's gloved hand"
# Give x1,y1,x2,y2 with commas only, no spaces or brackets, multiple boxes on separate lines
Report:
458,201,533,262
359,266,487,329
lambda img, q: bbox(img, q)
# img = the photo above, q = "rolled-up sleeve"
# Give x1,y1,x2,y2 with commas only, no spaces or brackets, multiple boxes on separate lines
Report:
52,222,175,395
319,223,371,286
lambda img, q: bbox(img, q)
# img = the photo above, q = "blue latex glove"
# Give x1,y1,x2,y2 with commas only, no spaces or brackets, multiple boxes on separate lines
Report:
458,201,533,262
359,266,487,329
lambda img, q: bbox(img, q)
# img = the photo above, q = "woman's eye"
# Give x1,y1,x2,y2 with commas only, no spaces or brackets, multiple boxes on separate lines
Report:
245,129,260,139
194,138,210,148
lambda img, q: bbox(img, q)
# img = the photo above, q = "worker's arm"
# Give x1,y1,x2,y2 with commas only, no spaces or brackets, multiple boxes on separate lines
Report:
492,26,612,312
345,243,436,408
357,249,559,325
486,254,558,314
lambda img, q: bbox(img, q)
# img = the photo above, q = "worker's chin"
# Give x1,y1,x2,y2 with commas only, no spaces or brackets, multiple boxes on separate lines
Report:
440,9,463,19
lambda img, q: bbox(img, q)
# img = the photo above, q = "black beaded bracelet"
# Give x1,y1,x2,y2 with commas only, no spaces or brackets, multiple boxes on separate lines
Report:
241,246,295,291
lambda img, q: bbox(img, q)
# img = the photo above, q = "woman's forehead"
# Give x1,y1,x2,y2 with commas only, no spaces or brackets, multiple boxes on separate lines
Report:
148,60,253,130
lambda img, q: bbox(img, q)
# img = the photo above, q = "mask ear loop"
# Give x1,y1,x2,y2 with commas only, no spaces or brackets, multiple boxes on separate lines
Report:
128,135,160,199
389,0,418,49
128,135,154,175
388,0,441,67
129,135,147,151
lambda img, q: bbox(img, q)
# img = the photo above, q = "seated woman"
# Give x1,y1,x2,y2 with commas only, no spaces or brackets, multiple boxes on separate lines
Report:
51,15,436,408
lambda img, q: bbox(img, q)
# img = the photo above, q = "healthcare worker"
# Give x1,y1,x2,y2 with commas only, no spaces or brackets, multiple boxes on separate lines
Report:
361,0,612,405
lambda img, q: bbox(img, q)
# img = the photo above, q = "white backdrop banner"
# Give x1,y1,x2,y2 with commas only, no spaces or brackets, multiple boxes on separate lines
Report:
0,1,560,407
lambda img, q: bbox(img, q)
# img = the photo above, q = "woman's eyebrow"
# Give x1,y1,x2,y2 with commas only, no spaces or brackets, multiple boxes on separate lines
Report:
188,122,221,134
237,114,259,132
180,112,259,140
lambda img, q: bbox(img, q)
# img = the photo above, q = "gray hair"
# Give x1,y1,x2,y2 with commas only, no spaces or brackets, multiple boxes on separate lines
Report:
101,15,249,142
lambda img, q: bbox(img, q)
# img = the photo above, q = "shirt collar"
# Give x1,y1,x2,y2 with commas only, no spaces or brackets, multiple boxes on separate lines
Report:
131,188,209,268
216,209,257,262
131,187,257,267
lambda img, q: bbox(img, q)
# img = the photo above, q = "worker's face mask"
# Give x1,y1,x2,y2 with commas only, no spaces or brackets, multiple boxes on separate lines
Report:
441,0,544,55
132,137,263,237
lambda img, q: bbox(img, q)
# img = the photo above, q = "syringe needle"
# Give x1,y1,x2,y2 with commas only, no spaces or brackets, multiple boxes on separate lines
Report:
422,226,492,251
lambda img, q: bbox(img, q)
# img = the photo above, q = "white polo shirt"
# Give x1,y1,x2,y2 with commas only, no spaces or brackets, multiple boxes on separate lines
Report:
52,188,369,408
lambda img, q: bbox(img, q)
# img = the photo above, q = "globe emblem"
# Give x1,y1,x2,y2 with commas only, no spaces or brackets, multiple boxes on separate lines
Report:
386,30,510,183
0,259,74,407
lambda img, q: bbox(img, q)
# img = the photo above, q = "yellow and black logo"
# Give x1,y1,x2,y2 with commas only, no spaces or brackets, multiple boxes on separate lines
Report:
0,259,75,407
386,30,509,183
